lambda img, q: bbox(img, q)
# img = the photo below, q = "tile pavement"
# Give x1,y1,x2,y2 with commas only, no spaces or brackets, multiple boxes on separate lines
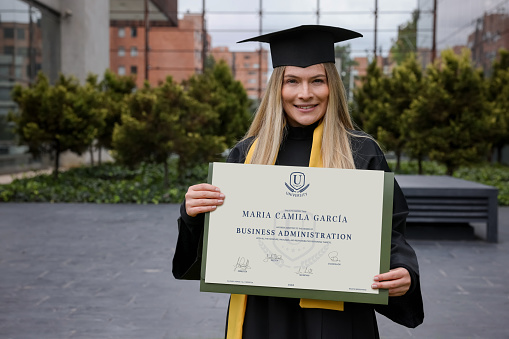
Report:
0,203,508,339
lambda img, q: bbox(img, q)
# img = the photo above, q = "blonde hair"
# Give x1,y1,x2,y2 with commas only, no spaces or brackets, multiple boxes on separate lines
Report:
244,63,355,169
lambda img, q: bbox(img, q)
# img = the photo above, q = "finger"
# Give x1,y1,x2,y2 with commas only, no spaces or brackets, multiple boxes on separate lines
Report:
186,202,222,217
374,268,407,282
189,183,221,193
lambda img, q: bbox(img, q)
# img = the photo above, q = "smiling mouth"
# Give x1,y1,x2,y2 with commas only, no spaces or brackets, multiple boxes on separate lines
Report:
295,104,318,109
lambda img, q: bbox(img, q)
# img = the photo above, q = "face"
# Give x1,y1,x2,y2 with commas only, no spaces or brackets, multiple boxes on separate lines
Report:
281,64,329,127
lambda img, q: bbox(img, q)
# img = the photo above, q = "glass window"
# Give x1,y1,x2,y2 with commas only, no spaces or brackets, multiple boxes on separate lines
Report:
17,28,25,40
130,65,137,74
118,46,125,57
130,46,138,57
118,27,125,37
131,27,137,37
0,88,10,101
4,46,14,55
17,47,28,56
118,66,126,75
4,28,14,39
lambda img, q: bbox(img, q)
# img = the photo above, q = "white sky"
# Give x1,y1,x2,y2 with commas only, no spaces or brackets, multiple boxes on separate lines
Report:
179,0,420,56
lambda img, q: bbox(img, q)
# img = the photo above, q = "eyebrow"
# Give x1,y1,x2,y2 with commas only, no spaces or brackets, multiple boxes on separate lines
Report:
283,74,327,79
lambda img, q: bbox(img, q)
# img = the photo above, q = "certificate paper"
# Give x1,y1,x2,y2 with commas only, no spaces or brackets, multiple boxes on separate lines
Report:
200,162,394,305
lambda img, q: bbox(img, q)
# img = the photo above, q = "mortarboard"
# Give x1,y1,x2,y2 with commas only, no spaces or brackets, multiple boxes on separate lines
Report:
238,25,362,68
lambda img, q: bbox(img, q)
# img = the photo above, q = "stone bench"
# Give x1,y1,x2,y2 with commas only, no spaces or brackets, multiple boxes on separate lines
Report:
396,175,499,243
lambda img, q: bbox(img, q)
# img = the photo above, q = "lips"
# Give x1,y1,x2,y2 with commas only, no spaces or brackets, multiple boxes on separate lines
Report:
295,104,318,109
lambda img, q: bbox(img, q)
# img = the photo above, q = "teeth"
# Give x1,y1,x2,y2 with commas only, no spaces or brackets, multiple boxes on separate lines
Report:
298,105,314,109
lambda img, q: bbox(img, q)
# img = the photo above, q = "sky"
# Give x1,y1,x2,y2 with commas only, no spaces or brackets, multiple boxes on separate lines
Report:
178,0,420,57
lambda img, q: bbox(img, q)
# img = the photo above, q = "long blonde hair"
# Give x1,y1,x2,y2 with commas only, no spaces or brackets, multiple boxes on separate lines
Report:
244,62,355,169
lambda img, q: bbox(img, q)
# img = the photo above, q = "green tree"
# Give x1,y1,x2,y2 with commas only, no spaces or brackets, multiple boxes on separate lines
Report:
487,49,509,163
112,77,226,189
353,60,390,137
184,60,251,148
382,54,423,171
9,72,105,179
390,10,419,65
94,70,136,164
334,44,358,100
406,49,492,175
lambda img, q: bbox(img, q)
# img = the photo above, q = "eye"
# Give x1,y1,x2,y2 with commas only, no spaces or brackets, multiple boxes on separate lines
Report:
313,78,325,84
285,78,298,84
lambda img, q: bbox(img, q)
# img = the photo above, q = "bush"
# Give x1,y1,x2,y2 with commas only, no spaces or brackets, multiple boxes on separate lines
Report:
388,160,509,206
0,159,208,204
1,160,507,206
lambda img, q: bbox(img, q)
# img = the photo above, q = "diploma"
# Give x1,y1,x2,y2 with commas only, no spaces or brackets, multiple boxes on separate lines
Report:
200,162,394,305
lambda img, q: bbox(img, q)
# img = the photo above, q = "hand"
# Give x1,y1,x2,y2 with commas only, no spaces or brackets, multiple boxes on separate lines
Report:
372,267,411,297
185,183,225,217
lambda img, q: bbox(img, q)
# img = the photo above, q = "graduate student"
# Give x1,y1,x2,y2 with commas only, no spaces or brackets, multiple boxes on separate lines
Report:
172,25,424,339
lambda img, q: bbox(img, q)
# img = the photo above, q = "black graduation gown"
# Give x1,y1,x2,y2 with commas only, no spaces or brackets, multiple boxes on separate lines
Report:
172,124,424,339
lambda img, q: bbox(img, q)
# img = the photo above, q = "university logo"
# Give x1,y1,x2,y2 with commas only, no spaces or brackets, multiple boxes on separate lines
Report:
285,172,310,194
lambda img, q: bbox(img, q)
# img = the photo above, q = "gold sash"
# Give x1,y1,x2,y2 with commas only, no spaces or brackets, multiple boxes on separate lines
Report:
226,121,344,339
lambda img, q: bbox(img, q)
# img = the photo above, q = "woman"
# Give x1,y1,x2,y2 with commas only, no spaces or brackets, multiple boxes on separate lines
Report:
173,25,424,339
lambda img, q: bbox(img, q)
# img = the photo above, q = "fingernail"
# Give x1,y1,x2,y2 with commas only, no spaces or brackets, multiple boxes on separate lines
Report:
217,199,224,204
372,284,378,289
373,276,379,281
215,188,221,192
219,194,225,198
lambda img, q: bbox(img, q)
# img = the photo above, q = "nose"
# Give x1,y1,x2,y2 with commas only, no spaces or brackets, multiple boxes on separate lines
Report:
298,83,313,100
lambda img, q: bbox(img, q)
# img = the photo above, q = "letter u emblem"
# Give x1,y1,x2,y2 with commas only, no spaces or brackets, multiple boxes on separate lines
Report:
290,172,305,190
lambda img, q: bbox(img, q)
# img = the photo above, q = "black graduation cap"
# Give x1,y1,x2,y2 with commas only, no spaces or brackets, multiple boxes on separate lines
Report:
238,25,362,68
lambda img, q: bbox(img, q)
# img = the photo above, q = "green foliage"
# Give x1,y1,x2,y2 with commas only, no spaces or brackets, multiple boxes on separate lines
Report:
2,161,506,206
405,49,492,175
388,160,508,205
9,72,105,178
379,54,423,170
94,70,136,153
183,60,251,148
352,60,390,134
390,10,419,65
487,49,509,162
453,164,509,206
334,44,357,98
0,160,208,204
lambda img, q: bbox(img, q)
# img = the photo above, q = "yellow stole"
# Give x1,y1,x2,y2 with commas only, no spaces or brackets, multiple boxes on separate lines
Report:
226,121,344,339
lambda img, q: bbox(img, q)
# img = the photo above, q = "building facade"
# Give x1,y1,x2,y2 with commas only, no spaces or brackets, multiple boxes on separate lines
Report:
110,0,208,88
417,0,509,74
210,46,268,100
0,0,109,173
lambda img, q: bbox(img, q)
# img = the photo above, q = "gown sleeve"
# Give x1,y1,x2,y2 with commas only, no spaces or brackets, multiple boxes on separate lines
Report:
350,133,424,328
172,138,253,280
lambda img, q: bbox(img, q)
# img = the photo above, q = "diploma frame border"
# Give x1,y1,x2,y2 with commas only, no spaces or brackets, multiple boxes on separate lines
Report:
200,163,394,305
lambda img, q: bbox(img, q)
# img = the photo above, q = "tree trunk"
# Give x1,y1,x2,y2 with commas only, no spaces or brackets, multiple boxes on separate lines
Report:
98,146,102,165
89,146,95,166
418,156,423,175
163,159,169,191
53,148,60,180
395,151,401,172
497,144,503,164
446,165,454,176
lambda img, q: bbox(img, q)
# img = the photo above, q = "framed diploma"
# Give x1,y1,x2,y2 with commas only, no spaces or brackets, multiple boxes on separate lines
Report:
200,162,394,305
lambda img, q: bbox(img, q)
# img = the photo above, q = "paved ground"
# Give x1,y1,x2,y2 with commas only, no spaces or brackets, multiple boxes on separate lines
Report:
1,203,508,339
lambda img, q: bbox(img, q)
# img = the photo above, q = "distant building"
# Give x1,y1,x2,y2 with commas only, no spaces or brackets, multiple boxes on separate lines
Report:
210,47,268,100
417,0,509,74
468,12,509,76
110,4,210,88
0,0,109,173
